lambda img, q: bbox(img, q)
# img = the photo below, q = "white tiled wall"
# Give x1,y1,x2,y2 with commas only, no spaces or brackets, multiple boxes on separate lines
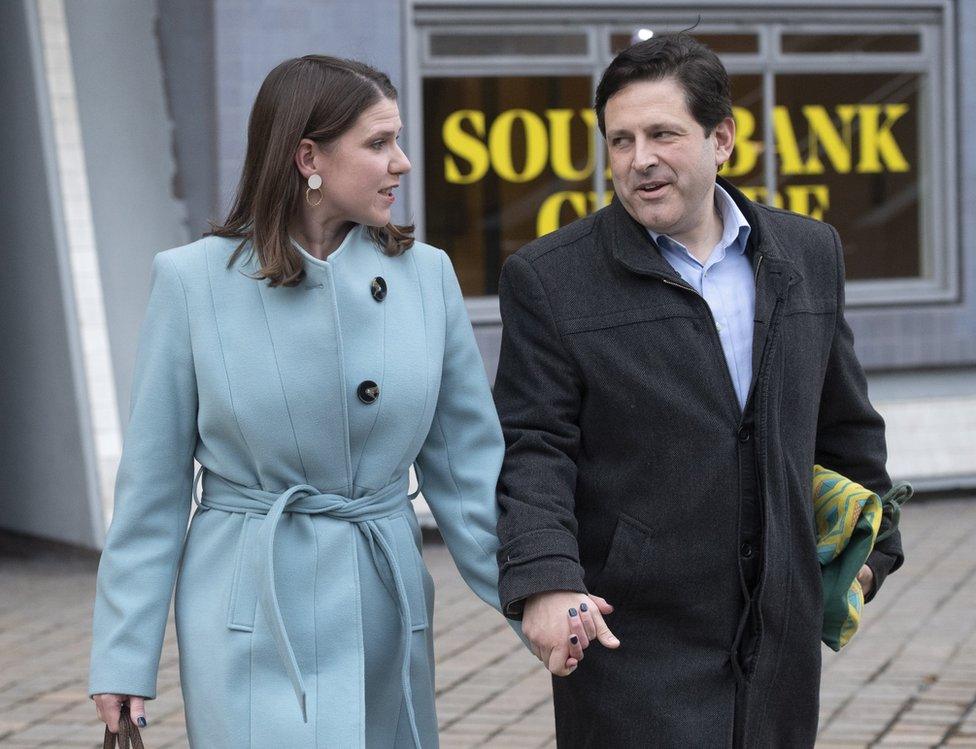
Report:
37,0,122,525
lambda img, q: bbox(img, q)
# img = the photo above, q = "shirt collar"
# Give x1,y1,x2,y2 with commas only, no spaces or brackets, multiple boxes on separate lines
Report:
647,183,752,261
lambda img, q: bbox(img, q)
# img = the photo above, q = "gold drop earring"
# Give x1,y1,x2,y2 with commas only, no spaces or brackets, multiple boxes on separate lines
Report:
306,173,323,207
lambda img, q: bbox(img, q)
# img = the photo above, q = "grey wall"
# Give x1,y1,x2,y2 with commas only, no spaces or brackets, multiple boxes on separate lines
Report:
157,0,217,239
64,0,189,419
0,0,98,546
213,0,406,222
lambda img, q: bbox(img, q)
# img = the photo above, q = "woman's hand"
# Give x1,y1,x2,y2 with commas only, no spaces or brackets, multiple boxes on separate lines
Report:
523,591,619,676
93,693,147,734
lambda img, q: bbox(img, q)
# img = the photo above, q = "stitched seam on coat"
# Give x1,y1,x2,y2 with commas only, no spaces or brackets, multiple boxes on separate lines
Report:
311,514,320,748
435,253,496,561
354,246,388,483
158,253,199,668
402,251,434,482
510,253,585,384
349,524,365,744
256,283,310,482
204,240,257,472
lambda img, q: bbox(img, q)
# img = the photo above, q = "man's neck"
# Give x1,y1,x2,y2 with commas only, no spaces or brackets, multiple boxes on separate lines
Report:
664,200,725,265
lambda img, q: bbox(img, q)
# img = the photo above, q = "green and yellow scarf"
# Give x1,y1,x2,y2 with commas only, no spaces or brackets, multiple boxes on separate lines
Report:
813,465,912,651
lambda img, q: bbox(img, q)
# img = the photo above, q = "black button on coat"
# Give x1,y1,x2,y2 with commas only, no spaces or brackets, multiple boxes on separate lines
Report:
493,178,903,748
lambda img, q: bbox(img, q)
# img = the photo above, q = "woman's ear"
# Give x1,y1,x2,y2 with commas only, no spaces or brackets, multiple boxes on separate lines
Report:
294,138,319,179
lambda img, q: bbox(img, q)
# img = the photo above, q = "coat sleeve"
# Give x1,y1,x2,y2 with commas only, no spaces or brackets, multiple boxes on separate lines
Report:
414,252,525,645
815,226,904,602
89,253,197,698
492,254,586,620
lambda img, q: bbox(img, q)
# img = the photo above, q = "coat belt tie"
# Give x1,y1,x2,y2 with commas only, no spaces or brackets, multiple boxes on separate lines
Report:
193,467,424,748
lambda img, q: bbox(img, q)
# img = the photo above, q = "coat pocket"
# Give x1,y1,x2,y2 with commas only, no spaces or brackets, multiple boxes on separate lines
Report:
389,513,430,631
586,512,649,607
226,512,263,632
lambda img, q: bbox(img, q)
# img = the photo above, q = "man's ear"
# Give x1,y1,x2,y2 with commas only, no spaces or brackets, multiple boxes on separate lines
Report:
712,115,736,169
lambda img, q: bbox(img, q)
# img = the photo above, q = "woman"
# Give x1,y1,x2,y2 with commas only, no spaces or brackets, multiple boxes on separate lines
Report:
89,55,544,748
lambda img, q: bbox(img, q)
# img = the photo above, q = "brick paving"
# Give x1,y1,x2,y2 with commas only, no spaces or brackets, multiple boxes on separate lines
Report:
1,498,975,748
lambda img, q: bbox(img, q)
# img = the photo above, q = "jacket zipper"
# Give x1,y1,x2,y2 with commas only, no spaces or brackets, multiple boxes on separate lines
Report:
660,275,744,420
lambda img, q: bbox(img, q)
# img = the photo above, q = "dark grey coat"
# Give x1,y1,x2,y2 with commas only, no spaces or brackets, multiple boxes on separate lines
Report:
493,178,904,748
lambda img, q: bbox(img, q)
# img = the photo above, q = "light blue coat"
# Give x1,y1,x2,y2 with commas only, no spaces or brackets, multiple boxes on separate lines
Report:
89,225,516,747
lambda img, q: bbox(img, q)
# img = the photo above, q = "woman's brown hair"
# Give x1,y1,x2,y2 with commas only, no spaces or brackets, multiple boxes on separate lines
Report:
209,55,414,287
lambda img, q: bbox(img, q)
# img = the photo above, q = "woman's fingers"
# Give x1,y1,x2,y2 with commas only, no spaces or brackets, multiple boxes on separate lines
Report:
576,600,597,641
93,693,123,734
128,696,148,728
568,607,590,648
568,633,584,664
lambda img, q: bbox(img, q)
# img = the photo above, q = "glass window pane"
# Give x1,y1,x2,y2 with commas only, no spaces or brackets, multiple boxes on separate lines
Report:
430,33,588,57
781,34,920,54
775,73,922,280
610,31,758,56
423,76,595,295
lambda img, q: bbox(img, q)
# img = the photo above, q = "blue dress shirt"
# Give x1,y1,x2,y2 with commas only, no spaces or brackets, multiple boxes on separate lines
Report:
649,185,754,410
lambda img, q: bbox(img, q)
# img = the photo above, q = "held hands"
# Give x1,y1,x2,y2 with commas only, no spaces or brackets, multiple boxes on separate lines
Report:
522,590,620,677
93,694,147,734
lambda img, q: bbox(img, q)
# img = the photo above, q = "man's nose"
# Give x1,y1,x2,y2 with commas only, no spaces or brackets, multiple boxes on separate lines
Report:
632,139,659,173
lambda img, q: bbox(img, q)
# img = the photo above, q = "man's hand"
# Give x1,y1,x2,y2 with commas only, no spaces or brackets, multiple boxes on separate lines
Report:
857,564,874,598
523,590,620,676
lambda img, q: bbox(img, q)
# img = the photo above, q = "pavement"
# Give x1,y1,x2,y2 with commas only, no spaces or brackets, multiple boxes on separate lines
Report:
1,497,975,748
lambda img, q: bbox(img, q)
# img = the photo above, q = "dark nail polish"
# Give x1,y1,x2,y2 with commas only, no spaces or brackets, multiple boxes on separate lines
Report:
137,717,147,728
579,602,588,612
569,608,578,617
570,635,579,645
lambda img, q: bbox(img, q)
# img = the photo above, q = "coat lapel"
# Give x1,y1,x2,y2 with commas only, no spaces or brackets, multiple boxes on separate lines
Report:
605,178,805,411
718,178,804,404
607,197,686,281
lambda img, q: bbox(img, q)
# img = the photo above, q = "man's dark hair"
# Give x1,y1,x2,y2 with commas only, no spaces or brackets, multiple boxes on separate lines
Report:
594,34,732,137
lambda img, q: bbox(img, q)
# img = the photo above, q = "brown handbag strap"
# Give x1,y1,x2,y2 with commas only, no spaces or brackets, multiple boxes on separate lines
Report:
103,702,145,749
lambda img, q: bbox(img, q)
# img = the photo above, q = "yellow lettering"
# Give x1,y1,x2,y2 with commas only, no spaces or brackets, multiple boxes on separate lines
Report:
738,186,785,210
773,107,803,177
443,110,489,184
721,106,760,178
536,191,588,236
546,109,597,182
802,105,856,175
785,184,830,219
857,104,910,173
489,109,548,183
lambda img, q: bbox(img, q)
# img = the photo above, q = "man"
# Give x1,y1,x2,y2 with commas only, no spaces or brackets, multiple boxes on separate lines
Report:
493,34,903,747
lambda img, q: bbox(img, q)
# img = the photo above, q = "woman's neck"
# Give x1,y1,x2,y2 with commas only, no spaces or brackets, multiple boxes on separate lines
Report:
290,214,356,260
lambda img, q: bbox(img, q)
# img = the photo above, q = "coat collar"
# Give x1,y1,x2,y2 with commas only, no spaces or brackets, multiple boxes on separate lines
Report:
605,176,802,286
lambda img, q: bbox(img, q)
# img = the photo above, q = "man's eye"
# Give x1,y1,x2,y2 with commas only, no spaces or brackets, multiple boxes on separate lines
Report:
371,140,385,149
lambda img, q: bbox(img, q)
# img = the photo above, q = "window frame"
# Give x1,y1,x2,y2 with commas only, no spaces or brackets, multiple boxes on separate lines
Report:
406,1,958,312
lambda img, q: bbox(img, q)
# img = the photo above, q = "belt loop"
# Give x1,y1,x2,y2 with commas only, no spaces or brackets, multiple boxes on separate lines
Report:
192,464,205,508
408,463,424,500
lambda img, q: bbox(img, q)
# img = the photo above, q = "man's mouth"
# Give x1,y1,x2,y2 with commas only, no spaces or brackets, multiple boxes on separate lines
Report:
636,181,670,196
